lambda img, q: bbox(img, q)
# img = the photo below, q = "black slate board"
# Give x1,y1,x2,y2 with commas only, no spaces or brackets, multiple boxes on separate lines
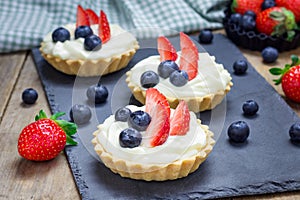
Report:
32,34,300,200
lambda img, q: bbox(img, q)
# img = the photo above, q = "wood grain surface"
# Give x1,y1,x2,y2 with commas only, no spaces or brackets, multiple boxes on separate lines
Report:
0,34,299,199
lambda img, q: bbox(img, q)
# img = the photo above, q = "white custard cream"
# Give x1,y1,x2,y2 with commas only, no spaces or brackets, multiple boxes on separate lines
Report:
41,24,138,60
128,53,232,98
95,105,207,165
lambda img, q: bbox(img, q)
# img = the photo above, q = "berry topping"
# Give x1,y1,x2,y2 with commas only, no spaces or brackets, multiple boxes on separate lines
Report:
233,59,248,75
227,121,250,143
261,0,276,10
75,26,93,39
261,47,278,63
179,47,198,80
145,88,170,117
242,100,259,116
86,83,108,104
289,123,300,143
22,88,38,104
52,27,70,43
276,0,300,22
240,15,256,31
76,5,90,27
157,60,179,79
198,30,214,44
180,32,199,60
98,10,111,43
157,36,178,62
231,0,264,15
119,128,142,148
229,13,242,24
128,110,151,131
85,8,99,24
169,101,190,136
140,70,159,88
18,110,77,161
169,70,188,87
244,10,257,19
115,107,132,122
84,34,102,51
70,104,92,125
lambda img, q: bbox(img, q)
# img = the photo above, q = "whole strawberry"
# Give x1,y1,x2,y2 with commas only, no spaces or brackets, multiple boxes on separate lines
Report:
256,7,298,41
231,0,264,15
276,0,300,22
18,110,77,161
270,55,300,103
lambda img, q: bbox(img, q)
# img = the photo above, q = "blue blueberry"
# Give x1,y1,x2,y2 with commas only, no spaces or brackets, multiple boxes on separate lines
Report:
233,59,248,75
244,10,256,20
84,35,102,51
74,26,93,39
70,104,92,125
158,60,179,78
119,128,142,148
289,123,300,143
261,47,278,63
169,70,188,87
115,107,132,122
242,100,259,116
199,30,214,44
228,121,250,143
262,0,276,10
128,110,151,131
86,83,108,104
240,15,256,31
22,88,38,104
140,70,159,88
52,27,70,42
229,13,242,25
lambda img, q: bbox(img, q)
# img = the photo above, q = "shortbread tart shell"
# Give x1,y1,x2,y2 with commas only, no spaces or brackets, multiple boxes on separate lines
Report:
40,42,139,77
92,120,215,181
126,71,233,112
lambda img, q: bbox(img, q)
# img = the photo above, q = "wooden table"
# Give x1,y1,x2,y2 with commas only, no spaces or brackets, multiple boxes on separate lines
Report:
0,33,300,199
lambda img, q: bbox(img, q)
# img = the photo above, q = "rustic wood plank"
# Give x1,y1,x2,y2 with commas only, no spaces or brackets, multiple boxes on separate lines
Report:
0,52,27,122
0,53,80,199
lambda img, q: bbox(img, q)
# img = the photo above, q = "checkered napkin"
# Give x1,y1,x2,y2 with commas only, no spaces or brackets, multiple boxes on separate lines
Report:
0,0,229,53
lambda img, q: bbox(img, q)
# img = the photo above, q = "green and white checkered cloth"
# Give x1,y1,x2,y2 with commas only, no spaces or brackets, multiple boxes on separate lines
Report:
0,0,229,53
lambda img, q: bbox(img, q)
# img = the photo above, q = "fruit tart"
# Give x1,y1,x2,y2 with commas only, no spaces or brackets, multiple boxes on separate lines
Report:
126,32,232,112
92,88,215,181
40,5,139,76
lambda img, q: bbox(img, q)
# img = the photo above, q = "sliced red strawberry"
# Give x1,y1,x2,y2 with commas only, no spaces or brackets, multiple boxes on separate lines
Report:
145,88,170,117
179,48,198,80
157,36,178,62
98,10,111,43
145,101,170,147
86,9,99,24
76,5,90,27
169,101,190,136
180,32,199,60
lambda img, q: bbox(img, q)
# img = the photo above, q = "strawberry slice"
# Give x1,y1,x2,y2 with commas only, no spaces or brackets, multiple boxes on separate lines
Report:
145,88,170,117
180,32,199,60
179,48,198,80
86,9,98,24
157,36,178,62
98,10,111,43
145,101,170,147
169,101,190,136
76,5,90,27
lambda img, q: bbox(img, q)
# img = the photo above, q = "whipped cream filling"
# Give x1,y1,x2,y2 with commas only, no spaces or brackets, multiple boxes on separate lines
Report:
96,105,207,165
128,53,232,98
41,24,138,60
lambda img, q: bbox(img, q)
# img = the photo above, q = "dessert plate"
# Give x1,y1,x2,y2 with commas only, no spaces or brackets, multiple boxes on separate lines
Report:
32,34,300,200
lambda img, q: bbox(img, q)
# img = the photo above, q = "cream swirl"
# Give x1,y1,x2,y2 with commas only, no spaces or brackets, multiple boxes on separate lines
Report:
95,105,207,165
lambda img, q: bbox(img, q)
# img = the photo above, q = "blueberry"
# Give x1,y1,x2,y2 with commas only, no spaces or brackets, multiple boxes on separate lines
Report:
242,100,259,116
86,84,108,104
240,15,256,31
228,121,250,143
52,27,70,42
229,13,242,25
244,10,256,20
140,71,159,88
22,88,38,104
289,123,300,143
74,26,93,39
84,35,102,51
158,60,179,78
119,128,142,148
262,0,276,10
128,110,151,131
115,107,132,122
169,70,188,87
261,47,278,63
199,30,214,44
70,104,92,125
233,59,248,75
